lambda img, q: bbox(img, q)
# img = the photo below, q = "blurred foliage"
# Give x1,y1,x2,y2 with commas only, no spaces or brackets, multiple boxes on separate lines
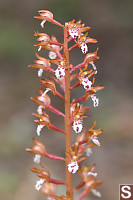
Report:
0,24,32,58
0,170,18,193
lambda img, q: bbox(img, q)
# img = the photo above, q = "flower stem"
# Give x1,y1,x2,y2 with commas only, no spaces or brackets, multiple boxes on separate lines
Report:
55,50,63,59
64,25,73,199
72,95,86,104
76,190,87,200
49,105,65,117
68,43,79,51
70,62,85,73
53,19,64,28
50,41,63,46
45,152,66,161
50,178,66,185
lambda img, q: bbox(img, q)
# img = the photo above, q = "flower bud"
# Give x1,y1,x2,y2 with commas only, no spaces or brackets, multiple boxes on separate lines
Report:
31,167,50,180
37,94,51,107
84,50,99,65
34,10,54,28
34,32,51,42
38,10,53,22
26,138,46,155
41,79,56,95
35,53,51,68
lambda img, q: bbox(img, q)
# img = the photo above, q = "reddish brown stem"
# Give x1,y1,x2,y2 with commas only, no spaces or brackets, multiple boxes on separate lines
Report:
48,68,55,74
70,62,85,73
55,90,65,101
50,41,63,46
68,43,79,51
72,95,85,104
76,190,87,200
49,105,65,117
45,152,66,161
67,36,73,42
71,138,88,148
53,19,64,28
50,178,66,185
50,124,65,134
55,50,63,59
73,180,84,191
71,80,80,89
64,25,73,199
78,138,88,145
28,64,55,74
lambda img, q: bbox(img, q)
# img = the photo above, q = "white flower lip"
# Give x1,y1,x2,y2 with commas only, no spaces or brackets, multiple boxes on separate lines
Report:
49,51,57,59
80,43,88,54
37,105,44,115
37,124,45,136
91,94,99,107
90,61,97,74
91,134,100,146
86,147,92,157
88,172,97,177
82,78,92,90
69,28,79,38
91,189,101,198
38,68,43,77
55,65,65,79
35,178,45,191
38,46,42,51
72,120,83,133
67,161,79,174
40,20,46,28
33,154,41,164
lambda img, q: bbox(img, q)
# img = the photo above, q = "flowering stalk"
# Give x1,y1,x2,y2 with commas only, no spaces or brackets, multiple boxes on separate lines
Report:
27,10,104,200
64,25,73,198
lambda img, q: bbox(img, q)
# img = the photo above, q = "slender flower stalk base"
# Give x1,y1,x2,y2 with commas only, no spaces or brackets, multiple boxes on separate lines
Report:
64,25,73,198
27,9,104,200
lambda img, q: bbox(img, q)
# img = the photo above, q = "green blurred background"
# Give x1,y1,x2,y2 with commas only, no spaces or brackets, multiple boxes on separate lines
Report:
0,0,133,199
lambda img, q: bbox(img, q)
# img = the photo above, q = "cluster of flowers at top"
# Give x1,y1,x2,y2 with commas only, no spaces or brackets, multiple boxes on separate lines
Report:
66,19,97,54
31,11,98,85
